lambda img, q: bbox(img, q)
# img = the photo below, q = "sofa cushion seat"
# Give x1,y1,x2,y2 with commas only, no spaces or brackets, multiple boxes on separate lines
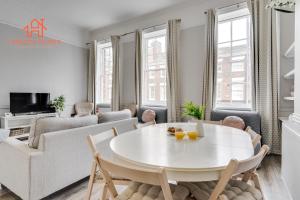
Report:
116,182,190,200
28,115,98,148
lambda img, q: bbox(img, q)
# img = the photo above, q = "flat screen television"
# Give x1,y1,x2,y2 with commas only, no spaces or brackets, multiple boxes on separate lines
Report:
10,93,55,115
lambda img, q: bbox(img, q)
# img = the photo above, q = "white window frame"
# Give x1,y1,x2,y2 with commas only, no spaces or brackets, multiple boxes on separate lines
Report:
214,3,253,111
141,26,167,106
96,40,113,107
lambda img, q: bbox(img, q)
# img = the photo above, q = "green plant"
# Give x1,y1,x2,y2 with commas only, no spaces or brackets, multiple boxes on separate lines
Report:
182,101,206,120
51,95,65,113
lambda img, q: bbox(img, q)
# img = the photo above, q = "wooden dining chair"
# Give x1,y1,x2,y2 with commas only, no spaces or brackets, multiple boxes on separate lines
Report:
86,128,130,200
133,119,156,129
179,145,270,200
245,126,262,152
92,152,190,200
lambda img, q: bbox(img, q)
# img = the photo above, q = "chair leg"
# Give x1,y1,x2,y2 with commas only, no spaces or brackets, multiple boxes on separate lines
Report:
85,161,97,200
101,184,108,200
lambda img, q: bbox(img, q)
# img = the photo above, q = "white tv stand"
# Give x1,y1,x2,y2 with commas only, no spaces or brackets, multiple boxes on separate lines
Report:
0,113,57,133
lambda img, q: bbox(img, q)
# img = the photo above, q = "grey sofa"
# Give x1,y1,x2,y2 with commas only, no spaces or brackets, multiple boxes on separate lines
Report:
137,106,168,124
211,110,261,133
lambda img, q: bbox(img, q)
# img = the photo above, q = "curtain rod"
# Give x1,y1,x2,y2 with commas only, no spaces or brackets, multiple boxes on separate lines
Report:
204,1,246,14
86,22,170,45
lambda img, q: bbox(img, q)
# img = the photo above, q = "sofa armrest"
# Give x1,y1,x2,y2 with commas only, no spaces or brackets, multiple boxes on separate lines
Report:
0,138,43,200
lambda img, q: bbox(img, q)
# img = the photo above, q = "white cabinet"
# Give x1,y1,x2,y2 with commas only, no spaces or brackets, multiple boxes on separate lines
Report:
282,120,300,200
0,113,57,132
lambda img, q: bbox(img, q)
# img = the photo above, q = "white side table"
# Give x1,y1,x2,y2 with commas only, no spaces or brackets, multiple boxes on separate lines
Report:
0,129,10,143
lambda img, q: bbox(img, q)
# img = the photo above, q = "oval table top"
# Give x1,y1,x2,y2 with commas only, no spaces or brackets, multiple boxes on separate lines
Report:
110,123,254,172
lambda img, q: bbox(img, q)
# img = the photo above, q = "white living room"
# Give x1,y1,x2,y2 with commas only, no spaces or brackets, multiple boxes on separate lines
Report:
0,0,299,200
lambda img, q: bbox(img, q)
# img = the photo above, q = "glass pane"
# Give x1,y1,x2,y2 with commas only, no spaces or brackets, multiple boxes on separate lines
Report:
218,22,231,43
142,29,167,106
232,84,244,101
232,62,244,72
232,18,247,40
215,9,252,110
95,43,113,105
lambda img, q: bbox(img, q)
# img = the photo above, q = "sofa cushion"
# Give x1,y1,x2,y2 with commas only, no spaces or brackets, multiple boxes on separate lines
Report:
98,109,132,123
142,109,156,123
223,116,245,130
28,115,98,148
179,180,263,200
137,106,167,124
116,182,190,200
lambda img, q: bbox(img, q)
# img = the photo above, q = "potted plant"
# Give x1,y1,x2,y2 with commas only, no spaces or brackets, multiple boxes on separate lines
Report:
182,101,206,136
51,95,65,117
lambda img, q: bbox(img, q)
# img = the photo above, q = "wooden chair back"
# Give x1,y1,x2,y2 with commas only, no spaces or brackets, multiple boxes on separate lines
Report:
86,128,118,155
87,128,173,200
245,126,262,149
209,145,269,200
98,158,173,199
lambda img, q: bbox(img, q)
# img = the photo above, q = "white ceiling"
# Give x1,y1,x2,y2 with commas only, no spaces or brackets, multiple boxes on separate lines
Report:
0,0,193,46
15,0,191,30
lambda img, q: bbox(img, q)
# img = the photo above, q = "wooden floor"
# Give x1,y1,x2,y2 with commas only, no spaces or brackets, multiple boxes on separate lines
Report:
0,155,291,200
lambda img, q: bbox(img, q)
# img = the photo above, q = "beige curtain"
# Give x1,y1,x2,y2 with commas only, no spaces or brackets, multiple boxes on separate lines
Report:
167,19,181,122
202,9,217,120
134,30,142,107
111,35,121,111
87,40,97,113
248,0,280,154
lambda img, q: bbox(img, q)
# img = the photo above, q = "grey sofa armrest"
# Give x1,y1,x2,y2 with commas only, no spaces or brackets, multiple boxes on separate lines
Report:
137,106,168,124
211,110,261,133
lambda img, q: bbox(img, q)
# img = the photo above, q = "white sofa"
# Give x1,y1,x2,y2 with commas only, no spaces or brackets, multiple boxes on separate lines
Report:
0,118,138,200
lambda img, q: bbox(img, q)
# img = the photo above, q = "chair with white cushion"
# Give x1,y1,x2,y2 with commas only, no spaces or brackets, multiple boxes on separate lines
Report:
75,102,94,117
86,128,130,200
87,130,190,200
179,145,269,200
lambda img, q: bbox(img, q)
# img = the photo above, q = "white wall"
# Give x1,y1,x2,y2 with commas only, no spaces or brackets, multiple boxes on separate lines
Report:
0,23,88,117
91,0,243,108
118,25,205,107
0,0,89,47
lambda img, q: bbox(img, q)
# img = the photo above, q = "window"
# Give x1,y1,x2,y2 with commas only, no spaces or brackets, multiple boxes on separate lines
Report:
96,41,113,105
215,5,252,110
142,28,167,106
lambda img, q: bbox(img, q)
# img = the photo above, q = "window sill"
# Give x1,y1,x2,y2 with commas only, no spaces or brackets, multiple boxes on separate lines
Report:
141,104,167,108
213,107,254,112
97,104,111,108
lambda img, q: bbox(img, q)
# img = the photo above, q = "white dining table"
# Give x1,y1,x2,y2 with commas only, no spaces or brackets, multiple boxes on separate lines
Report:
99,123,254,182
